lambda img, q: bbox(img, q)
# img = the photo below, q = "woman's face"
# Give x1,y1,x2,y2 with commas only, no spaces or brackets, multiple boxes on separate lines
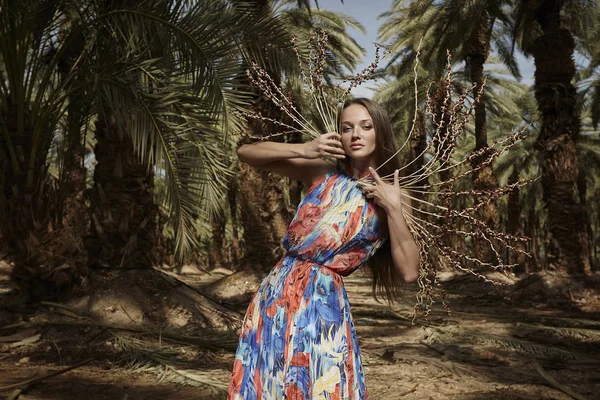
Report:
340,104,377,168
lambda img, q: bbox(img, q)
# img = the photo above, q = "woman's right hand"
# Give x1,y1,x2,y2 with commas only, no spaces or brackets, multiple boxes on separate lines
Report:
303,132,346,160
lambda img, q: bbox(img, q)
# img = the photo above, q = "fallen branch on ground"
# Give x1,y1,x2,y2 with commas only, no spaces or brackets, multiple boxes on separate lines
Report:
533,361,588,400
0,358,94,392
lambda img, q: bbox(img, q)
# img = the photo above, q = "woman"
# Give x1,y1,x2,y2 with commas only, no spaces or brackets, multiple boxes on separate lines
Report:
228,98,420,399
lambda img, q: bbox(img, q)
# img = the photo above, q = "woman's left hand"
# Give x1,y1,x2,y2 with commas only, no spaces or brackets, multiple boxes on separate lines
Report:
361,167,404,213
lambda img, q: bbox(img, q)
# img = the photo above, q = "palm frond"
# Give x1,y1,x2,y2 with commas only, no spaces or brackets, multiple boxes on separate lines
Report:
462,333,579,360
519,323,600,342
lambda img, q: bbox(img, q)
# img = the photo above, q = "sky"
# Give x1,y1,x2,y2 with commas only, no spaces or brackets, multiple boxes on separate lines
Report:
320,0,536,98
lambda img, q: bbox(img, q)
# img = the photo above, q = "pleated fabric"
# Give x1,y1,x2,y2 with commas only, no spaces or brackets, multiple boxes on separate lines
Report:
228,168,385,400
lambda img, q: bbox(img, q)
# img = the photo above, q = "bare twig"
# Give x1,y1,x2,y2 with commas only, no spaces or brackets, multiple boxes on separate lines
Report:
533,361,589,400
400,383,419,396
243,32,532,320
0,358,94,392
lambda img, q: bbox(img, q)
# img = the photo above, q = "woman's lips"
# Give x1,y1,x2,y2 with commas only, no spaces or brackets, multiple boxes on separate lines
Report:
350,143,364,149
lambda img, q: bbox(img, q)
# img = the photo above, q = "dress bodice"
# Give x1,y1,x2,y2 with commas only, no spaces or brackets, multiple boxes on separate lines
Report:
281,168,386,276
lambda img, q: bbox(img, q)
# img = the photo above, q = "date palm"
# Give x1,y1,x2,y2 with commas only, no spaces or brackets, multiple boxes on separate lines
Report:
495,101,600,272
0,0,104,298
379,0,519,125
578,3,600,128
492,89,543,270
510,0,596,274
226,0,366,271
379,0,520,263
375,53,526,263
0,0,294,298
82,0,293,270
277,0,365,82
575,128,600,270
578,6,600,269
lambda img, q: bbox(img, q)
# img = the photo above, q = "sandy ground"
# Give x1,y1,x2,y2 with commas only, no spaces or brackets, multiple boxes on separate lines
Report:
1,261,599,400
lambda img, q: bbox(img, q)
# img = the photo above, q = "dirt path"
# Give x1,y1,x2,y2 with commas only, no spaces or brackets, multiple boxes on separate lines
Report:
345,272,600,400
1,264,599,400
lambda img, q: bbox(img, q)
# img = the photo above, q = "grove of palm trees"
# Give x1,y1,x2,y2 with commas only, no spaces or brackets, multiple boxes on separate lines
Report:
0,0,599,399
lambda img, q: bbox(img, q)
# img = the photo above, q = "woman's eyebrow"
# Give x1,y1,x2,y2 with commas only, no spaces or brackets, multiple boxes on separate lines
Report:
342,119,372,124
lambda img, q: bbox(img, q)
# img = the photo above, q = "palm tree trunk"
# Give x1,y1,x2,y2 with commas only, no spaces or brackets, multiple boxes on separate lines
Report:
1,105,85,300
506,169,528,272
465,14,499,265
85,118,162,268
526,205,543,272
54,45,90,288
238,161,293,271
228,172,242,267
431,81,466,260
531,0,591,274
209,214,226,269
237,100,301,272
406,110,427,180
577,166,594,271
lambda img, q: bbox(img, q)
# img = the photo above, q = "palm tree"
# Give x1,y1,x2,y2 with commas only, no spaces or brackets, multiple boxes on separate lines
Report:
492,89,543,271
510,0,596,274
78,0,308,272
0,0,296,298
378,0,521,263
575,128,600,270
228,0,366,272
375,54,527,261
0,0,94,299
81,0,250,269
277,1,366,82
578,7,600,269
579,18,600,129
494,109,600,273
378,0,519,133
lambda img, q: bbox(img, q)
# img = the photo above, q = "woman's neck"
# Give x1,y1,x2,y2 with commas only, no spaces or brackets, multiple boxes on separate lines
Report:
350,159,376,173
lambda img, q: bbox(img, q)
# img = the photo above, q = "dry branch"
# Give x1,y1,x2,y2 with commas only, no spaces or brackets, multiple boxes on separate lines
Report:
241,31,532,319
533,361,589,400
0,358,94,392
151,267,243,330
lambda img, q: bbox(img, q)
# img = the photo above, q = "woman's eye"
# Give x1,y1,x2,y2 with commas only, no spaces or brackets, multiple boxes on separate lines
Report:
342,126,352,132
363,125,372,130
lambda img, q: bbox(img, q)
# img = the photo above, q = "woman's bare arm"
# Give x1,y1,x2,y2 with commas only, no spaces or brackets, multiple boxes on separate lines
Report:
237,133,345,186
385,193,420,283
362,168,420,283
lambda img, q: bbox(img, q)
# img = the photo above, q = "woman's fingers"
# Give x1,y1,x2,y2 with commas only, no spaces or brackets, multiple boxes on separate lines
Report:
365,190,379,204
325,139,345,151
319,139,345,158
323,132,341,141
361,185,379,203
368,167,384,184
314,133,345,159
324,145,345,157
361,170,403,209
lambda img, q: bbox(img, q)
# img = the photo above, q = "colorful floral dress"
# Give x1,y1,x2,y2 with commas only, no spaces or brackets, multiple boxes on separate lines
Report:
228,167,386,400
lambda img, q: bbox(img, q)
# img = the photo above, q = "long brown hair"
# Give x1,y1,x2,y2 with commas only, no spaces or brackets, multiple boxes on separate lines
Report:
338,98,405,304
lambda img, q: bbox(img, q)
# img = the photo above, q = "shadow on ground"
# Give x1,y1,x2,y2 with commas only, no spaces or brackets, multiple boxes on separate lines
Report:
2,261,599,400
